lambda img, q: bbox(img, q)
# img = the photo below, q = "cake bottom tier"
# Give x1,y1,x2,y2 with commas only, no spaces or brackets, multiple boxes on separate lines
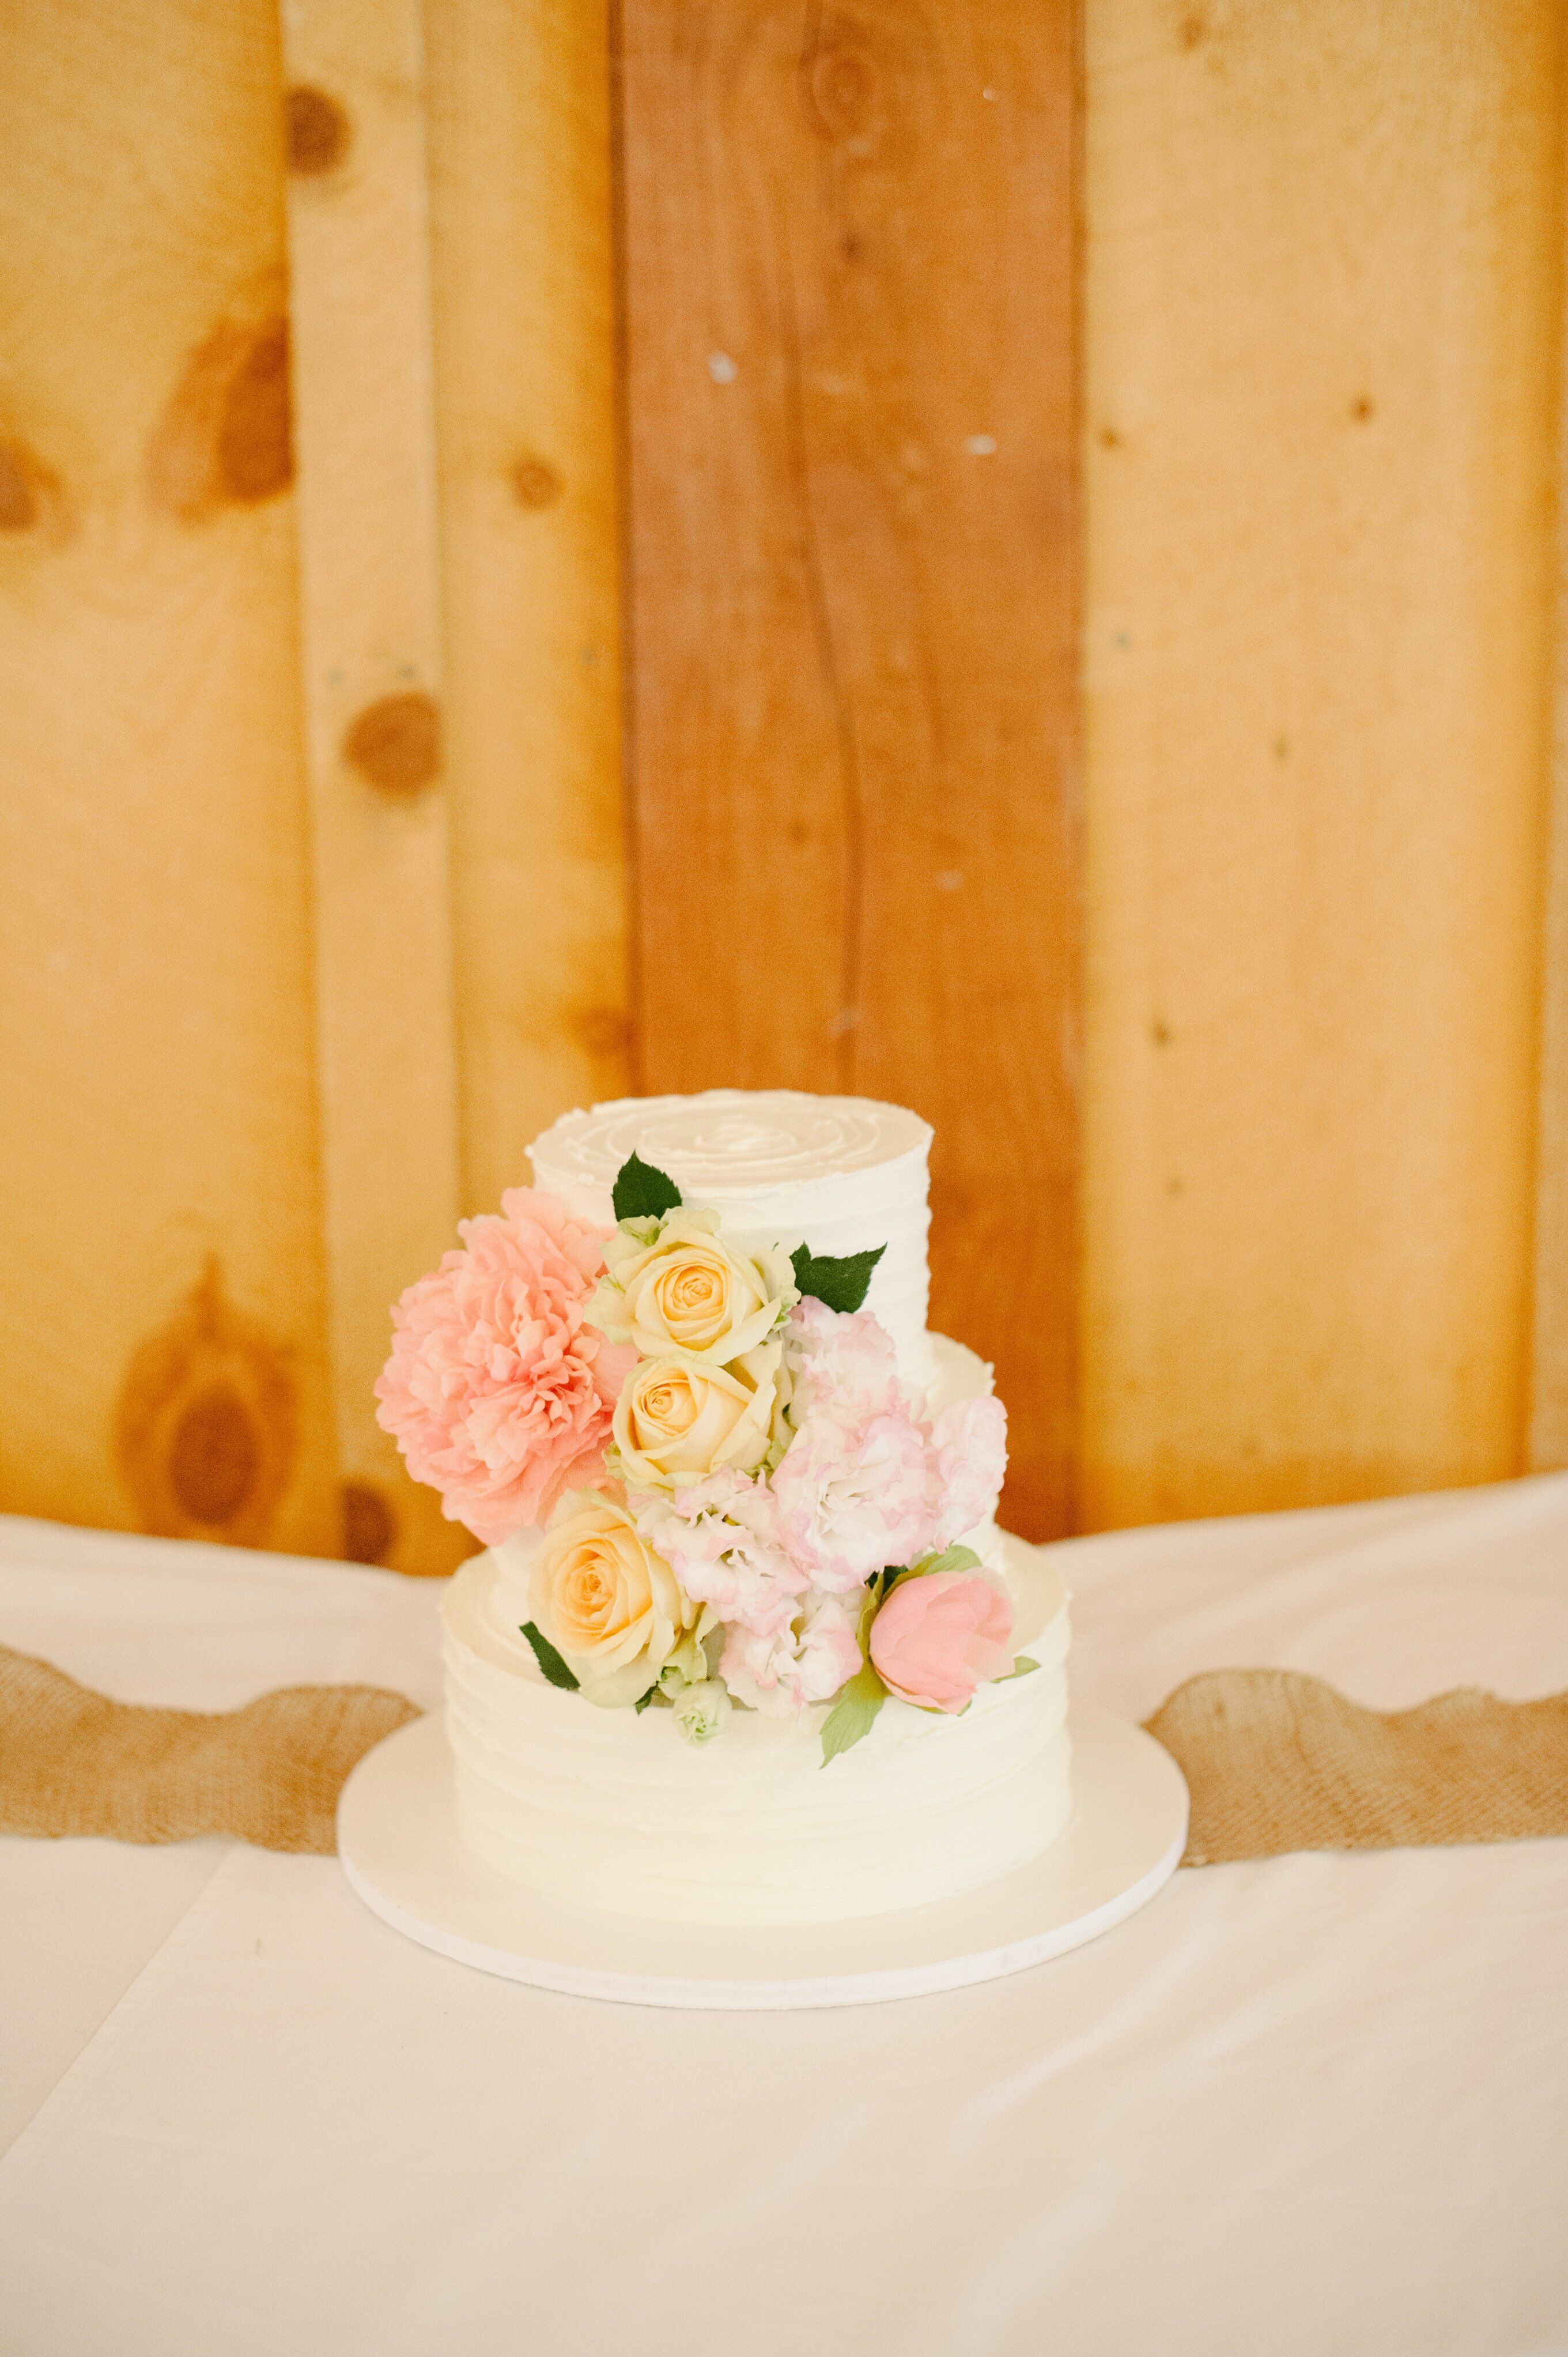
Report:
440,1534,1072,1928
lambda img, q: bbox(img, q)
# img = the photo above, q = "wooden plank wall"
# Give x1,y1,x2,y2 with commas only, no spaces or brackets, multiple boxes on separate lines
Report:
4,0,1568,1566
1081,0,1566,1527
279,0,467,1574
425,0,629,1214
0,0,339,1559
0,0,627,1572
1529,138,1568,1474
617,0,1083,1540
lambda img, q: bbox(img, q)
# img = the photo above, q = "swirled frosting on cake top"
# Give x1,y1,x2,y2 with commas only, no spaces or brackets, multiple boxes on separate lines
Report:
528,1089,934,1373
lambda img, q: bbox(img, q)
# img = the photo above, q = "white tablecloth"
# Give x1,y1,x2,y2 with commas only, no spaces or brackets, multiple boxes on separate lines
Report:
2,1483,1565,2356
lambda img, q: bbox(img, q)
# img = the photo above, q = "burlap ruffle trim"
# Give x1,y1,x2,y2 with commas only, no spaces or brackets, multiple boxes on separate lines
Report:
2,1642,1565,1863
0,1643,420,1854
1147,1669,1568,1865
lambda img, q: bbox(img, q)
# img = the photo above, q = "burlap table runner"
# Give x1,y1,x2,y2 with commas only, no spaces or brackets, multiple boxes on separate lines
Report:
1148,1670,1568,1864
0,1643,420,1854
2,1641,1564,1862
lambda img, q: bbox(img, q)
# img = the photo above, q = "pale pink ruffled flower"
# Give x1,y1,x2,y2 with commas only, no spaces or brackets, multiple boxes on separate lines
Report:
783,1296,900,1421
926,1393,1008,1548
634,1470,807,1636
869,1570,1014,1714
720,1590,863,1717
375,1189,634,1545
772,1402,936,1592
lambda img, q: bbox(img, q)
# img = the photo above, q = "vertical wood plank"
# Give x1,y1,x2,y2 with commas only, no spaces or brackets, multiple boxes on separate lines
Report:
424,0,630,1213
279,0,469,1572
1083,0,1565,1526
618,0,1082,1538
1529,161,1568,1473
0,0,338,1557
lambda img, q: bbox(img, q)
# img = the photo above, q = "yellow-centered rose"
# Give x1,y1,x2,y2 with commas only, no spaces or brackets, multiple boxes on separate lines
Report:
591,1209,796,1366
529,1498,696,1707
613,1342,780,1492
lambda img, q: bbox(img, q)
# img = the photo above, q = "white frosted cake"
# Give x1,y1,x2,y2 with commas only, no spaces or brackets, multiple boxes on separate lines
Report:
379,1089,1072,1929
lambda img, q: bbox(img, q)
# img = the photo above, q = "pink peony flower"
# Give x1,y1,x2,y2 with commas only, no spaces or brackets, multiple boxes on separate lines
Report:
869,1570,1014,1714
926,1394,1008,1549
634,1470,808,1636
721,1590,863,1717
771,1402,936,1592
375,1188,634,1545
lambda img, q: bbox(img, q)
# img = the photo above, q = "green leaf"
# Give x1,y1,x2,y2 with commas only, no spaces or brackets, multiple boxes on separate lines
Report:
819,1662,888,1766
789,1241,886,1315
875,1544,981,1604
519,1620,580,1691
611,1152,682,1223
996,1655,1040,1681
634,1684,660,1713
909,1543,983,1581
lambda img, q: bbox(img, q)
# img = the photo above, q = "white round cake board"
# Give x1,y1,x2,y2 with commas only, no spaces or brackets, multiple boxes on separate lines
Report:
337,1703,1189,2011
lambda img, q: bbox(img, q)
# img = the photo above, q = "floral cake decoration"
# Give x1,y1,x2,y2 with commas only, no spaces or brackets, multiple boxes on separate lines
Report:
376,1151,1032,1758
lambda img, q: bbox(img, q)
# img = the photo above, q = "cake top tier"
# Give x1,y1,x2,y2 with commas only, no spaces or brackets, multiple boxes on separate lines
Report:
529,1089,934,1374
530,1088,930,1197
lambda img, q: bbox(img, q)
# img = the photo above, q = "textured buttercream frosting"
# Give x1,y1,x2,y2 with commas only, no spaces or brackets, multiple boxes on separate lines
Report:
530,1090,935,1383
442,1533,1071,1926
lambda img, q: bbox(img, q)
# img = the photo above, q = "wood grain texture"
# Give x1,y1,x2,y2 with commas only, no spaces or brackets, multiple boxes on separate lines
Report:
1529,156,1568,1474
618,0,1082,1537
1082,0,1565,1526
425,0,630,1215
0,0,338,1556
280,0,468,1572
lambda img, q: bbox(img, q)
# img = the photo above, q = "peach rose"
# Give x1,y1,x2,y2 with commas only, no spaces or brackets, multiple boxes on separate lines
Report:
530,1498,696,1707
868,1570,1014,1715
592,1210,796,1366
613,1343,779,1492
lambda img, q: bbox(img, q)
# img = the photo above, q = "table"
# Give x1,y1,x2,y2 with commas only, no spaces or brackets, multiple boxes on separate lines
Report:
2,1481,1565,2356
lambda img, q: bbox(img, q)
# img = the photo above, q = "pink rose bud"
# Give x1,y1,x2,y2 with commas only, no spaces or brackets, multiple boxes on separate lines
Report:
868,1570,1015,1714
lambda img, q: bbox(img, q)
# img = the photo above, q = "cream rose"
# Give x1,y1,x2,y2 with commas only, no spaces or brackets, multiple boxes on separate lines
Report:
529,1498,696,1707
613,1342,780,1492
593,1209,796,1366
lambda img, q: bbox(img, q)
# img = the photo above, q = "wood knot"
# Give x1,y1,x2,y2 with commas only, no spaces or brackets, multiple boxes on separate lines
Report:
342,1480,398,1566
168,1383,261,1525
149,310,293,520
806,37,881,141
116,1257,296,1547
573,1002,632,1061
342,689,442,795
0,436,68,539
511,455,564,510
286,85,352,176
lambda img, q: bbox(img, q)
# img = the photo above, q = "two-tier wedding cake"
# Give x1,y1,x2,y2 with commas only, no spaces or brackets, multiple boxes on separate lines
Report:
376,1090,1071,1927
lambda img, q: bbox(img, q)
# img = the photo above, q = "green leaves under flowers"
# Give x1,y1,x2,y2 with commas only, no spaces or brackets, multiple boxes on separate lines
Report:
634,1684,660,1713
789,1241,886,1315
996,1656,1041,1681
819,1661,889,1766
520,1620,580,1691
611,1152,682,1223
